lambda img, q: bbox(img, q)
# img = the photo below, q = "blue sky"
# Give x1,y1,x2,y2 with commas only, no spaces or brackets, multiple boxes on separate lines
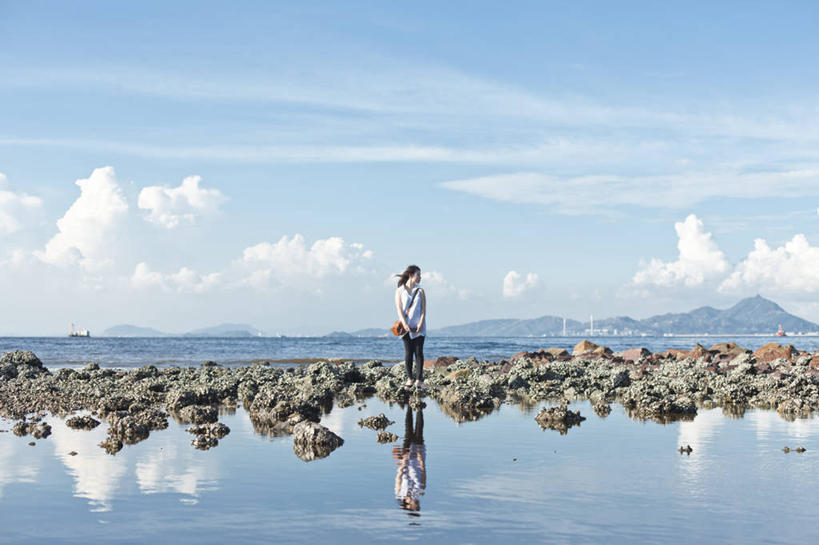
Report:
2,1,819,335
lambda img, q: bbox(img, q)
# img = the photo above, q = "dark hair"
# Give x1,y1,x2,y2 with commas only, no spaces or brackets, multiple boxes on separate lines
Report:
396,265,421,287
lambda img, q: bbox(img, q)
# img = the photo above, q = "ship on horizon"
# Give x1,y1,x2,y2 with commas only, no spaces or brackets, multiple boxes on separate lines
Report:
69,322,91,337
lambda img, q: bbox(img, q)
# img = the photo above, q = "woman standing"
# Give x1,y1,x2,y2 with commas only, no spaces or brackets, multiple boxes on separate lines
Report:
395,265,427,388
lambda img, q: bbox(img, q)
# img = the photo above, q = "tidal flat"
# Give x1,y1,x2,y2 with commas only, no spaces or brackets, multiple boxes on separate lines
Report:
1,342,818,543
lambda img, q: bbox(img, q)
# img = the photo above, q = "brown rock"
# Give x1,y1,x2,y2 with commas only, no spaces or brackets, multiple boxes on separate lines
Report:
621,347,650,362
572,340,599,356
592,346,613,358
688,344,713,362
809,356,819,369
753,343,795,363
665,349,690,361
709,342,750,357
426,356,458,369
544,347,570,358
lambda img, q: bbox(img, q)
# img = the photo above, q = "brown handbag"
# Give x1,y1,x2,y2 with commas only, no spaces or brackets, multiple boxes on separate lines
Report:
392,288,420,336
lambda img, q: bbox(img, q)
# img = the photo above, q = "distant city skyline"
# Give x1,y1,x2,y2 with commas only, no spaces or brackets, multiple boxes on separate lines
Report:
2,2,819,335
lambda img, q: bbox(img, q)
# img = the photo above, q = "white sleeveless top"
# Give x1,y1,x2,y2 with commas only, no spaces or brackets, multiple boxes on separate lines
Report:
398,287,426,339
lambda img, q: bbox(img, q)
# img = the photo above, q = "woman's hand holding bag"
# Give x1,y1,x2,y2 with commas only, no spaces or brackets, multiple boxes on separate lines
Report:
392,288,419,336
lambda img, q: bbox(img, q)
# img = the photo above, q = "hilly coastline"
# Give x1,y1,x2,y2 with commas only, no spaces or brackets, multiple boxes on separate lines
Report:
347,296,819,337
103,323,264,337
104,296,819,338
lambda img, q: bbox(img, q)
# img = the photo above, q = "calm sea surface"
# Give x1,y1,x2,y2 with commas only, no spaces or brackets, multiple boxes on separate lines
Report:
0,399,817,544
2,336,818,543
1,335,818,368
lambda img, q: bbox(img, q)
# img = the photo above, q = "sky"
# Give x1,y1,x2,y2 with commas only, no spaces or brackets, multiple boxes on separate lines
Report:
2,1,819,335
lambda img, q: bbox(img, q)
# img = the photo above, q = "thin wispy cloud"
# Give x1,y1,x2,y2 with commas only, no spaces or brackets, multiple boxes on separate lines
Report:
8,64,819,142
440,169,819,213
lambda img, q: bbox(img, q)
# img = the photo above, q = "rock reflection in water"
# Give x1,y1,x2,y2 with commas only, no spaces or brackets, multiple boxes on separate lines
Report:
624,407,697,425
393,406,426,516
436,397,497,423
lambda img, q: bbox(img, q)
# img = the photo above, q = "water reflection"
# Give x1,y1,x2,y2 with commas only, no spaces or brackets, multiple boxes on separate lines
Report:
0,426,41,498
393,406,426,515
135,439,220,504
49,417,128,512
750,410,817,441
0,415,223,512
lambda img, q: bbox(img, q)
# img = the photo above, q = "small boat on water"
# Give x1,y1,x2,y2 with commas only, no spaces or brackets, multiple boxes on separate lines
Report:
69,322,91,337
776,324,786,337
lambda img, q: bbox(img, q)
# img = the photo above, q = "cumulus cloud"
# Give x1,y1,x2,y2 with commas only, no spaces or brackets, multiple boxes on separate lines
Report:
0,172,43,234
241,234,373,288
421,270,469,299
503,270,539,297
138,175,226,228
633,214,729,288
37,166,128,271
131,262,222,293
720,234,819,293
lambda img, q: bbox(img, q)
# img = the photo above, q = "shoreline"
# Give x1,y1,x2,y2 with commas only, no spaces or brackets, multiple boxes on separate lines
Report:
1,339,818,459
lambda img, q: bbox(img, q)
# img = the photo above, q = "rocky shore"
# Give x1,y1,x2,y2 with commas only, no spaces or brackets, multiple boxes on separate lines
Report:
1,339,818,459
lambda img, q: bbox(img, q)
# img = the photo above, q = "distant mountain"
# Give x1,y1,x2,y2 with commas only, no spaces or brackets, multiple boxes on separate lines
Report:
325,331,354,338
103,324,169,337
349,327,391,337
184,323,264,337
435,316,583,337
637,296,819,335
335,296,819,337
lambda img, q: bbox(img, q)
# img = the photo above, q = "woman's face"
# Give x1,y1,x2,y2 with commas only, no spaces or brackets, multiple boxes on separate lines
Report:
412,271,421,284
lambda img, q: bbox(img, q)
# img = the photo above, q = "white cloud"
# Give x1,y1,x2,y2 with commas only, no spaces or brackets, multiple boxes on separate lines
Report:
422,270,469,299
441,170,819,213
633,214,729,288
241,234,373,288
0,172,43,234
503,270,539,298
131,262,222,293
12,63,819,143
720,234,819,293
138,175,226,228
36,166,128,271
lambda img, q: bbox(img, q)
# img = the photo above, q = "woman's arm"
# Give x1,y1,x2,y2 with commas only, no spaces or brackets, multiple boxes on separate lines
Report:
395,289,410,330
415,289,426,333
395,458,407,494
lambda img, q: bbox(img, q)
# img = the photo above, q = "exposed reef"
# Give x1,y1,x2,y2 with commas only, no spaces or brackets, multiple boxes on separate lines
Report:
1,340,818,459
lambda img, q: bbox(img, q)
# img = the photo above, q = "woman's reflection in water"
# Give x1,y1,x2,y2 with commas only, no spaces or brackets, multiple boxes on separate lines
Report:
393,405,426,516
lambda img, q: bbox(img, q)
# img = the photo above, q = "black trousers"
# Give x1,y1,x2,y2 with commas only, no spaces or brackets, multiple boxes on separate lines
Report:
402,334,425,381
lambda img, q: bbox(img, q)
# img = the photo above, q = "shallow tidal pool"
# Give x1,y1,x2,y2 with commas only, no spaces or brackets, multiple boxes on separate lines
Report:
1,399,817,544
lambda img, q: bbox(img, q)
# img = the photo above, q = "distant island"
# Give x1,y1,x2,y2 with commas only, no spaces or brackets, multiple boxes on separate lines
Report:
103,322,264,338
102,324,169,337
103,296,819,338
333,296,819,337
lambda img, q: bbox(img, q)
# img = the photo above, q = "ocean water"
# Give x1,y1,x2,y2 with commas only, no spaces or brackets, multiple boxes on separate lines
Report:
1,335,817,368
0,399,817,544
